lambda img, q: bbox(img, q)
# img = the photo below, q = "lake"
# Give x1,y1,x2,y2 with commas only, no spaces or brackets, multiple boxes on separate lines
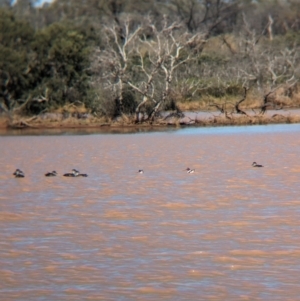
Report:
1,124,300,300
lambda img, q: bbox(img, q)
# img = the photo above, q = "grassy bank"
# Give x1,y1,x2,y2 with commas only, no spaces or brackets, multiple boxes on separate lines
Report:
1,88,300,130
1,109,300,130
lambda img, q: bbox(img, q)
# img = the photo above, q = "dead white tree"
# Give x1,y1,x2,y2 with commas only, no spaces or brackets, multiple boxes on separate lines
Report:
126,24,163,122
129,17,203,122
236,14,299,115
93,19,142,116
93,16,204,123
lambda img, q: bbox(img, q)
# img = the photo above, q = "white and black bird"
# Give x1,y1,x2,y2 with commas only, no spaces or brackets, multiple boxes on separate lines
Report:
185,168,195,174
64,169,88,177
13,169,25,178
252,162,263,168
63,169,79,177
45,171,57,177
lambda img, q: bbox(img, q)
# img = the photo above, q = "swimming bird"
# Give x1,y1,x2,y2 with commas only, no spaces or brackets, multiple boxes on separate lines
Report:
63,169,78,177
185,168,195,173
73,169,88,177
13,169,25,178
64,169,88,177
138,169,144,174
45,171,57,177
252,162,263,168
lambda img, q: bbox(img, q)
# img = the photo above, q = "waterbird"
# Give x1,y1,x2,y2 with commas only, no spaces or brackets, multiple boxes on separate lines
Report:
138,169,144,174
13,169,25,178
45,171,57,177
185,168,195,173
63,169,78,177
73,169,88,177
252,162,263,168
64,169,88,177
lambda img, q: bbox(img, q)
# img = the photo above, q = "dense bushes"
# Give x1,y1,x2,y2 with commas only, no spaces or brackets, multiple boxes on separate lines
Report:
0,8,96,114
32,22,94,107
0,9,34,110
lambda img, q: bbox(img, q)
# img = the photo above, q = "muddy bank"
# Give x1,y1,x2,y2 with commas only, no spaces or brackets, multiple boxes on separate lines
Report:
1,109,300,132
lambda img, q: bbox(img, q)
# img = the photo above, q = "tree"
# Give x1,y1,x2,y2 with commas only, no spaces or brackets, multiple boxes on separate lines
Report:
0,8,95,117
0,8,35,113
92,16,204,122
171,0,240,35
31,22,94,109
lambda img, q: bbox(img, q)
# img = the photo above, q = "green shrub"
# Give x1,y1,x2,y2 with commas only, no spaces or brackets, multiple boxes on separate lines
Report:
0,8,96,115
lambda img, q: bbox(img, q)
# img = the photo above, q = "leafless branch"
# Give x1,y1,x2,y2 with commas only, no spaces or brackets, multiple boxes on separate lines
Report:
235,87,249,115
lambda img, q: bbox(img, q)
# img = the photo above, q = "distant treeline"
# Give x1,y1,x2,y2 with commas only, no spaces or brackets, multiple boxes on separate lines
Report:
0,0,300,119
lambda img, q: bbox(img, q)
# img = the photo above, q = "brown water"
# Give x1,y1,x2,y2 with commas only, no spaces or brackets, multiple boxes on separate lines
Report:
1,124,300,301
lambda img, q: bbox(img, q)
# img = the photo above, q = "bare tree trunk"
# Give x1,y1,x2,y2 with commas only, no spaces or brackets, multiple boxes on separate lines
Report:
235,87,248,115
267,14,274,41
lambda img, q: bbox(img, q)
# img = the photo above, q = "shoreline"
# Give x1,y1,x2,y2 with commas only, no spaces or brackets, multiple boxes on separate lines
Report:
1,108,300,134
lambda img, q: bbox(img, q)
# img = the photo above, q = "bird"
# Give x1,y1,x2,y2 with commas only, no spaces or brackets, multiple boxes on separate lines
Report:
185,168,195,173
13,169,25,178
138,169,144,174
73,169,88,177
63,169,78,177
252,162,263,167
45,171,57,177
64,169,88,177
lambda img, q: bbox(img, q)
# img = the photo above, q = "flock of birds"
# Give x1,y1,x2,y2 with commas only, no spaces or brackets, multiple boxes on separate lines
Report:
13,168,88,178
138,168,196,174
12,162,263,178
